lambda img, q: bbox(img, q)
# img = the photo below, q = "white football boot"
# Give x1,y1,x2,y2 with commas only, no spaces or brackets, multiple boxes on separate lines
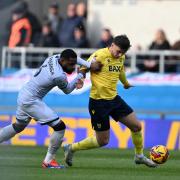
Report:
62,144,74,166
134,155,158,168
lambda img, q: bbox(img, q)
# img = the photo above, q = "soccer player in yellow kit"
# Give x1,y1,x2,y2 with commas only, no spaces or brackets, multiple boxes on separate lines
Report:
63,35,157,168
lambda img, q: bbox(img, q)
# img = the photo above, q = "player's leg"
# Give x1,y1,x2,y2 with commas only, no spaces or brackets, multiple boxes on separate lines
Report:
42,119,66,169
24,99,65,168
111,96,157,167
72,129,110,151
118,112,143,155
73,97,111,149
118,112,157,167
0,106,30,143
0,120,30,143
63,98,111,166
63,130,110,167
110,96,144,155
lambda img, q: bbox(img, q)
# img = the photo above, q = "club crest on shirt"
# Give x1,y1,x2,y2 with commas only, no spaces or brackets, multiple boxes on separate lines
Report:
106,58,111,63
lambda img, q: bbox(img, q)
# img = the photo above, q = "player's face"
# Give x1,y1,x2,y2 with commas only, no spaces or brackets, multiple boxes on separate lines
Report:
61,58,77,74
109,43,125,58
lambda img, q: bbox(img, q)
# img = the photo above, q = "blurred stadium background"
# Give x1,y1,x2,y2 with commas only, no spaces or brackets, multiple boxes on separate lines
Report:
0,0,179,152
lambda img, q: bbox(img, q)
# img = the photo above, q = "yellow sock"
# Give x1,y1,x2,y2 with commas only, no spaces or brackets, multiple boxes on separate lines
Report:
72,137,100,152
131,131,143,155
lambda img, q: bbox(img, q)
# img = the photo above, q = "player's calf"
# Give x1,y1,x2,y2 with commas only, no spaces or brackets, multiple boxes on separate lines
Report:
0,121,28,143
43,120,66,165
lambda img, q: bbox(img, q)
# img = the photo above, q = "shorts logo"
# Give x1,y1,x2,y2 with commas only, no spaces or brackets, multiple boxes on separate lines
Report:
97,123,101,129
92,110,95,114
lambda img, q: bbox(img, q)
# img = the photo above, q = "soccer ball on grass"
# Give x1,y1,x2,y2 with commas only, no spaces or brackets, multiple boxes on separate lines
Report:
150,145,169,164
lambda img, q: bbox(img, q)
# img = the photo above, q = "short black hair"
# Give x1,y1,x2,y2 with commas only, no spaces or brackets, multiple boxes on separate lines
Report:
113,35,131,53
50,2,59,9
61,49,77,60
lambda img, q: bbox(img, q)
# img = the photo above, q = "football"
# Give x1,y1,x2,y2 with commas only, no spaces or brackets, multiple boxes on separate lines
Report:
150,145,169,164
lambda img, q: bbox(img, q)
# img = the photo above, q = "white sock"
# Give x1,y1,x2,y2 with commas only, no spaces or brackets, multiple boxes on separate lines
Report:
0,124,17,143
44,130,65,163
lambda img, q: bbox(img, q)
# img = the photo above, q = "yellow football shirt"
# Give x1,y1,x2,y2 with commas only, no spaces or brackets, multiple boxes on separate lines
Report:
83,48,129,100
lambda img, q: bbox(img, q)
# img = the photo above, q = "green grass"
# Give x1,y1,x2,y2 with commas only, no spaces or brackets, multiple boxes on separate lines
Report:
0,145,179,180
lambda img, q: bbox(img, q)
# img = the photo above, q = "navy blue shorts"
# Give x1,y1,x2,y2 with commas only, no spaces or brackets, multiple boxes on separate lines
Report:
88,95,133,131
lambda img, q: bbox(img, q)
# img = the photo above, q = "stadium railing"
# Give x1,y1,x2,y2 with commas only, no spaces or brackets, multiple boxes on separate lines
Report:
1,46,180,73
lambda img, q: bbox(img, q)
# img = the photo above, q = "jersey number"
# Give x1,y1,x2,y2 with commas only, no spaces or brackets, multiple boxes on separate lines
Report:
34,65,47,77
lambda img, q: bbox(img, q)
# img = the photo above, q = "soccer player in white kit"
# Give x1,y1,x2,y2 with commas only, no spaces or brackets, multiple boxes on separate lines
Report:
0,49,102,169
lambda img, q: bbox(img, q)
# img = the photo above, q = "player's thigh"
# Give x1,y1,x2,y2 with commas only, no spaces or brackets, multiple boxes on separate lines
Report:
110,95,133,121
89,98,110,131
109,96,141,131
117,112,141,132
22,100,59,124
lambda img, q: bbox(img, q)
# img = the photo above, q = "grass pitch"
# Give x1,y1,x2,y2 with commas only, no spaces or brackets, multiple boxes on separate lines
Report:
0,145,179,180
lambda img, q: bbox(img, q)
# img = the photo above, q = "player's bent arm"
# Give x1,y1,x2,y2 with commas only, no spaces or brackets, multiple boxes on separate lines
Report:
77,57,91,68
119,68,133,89
119,67,129,86
62,73,84,94
79,68,88,78
78,56,103,73
54,73,84,94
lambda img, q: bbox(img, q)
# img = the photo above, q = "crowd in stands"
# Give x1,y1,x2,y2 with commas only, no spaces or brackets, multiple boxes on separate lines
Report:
7,1,90,48
6,1,180,72
136,29,180,72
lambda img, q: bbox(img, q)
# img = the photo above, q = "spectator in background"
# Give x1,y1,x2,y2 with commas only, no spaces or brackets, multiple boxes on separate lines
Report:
76,2,87,19
58,3,84,47
44,2,63,36
96,28,113,48
8,8,32,48
141,29,171,72
71,25,89,48
37,21,59,47
149,29,170,50
76,1,87,28
16,1,42,45
169,35,180,72
172,40,180,51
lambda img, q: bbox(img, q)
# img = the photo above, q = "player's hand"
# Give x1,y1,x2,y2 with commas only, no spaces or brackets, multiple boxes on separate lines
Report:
90,61,103,73
77,67,86,78
123,83,134,89
76,79,84,89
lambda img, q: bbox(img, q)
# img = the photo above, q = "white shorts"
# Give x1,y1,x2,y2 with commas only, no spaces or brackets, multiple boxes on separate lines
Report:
16,99,59,125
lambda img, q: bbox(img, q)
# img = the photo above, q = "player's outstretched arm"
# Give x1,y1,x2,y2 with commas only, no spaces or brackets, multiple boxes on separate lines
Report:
77,57,103,73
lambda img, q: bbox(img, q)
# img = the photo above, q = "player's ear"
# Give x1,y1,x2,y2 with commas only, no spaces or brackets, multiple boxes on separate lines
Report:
60,58,67,64
59,58,66,67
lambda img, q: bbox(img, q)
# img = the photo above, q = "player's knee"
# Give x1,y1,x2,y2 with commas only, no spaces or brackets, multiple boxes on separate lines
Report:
131,122,142,132
50,120,66,131
97,137,109,147
12,122,27,133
